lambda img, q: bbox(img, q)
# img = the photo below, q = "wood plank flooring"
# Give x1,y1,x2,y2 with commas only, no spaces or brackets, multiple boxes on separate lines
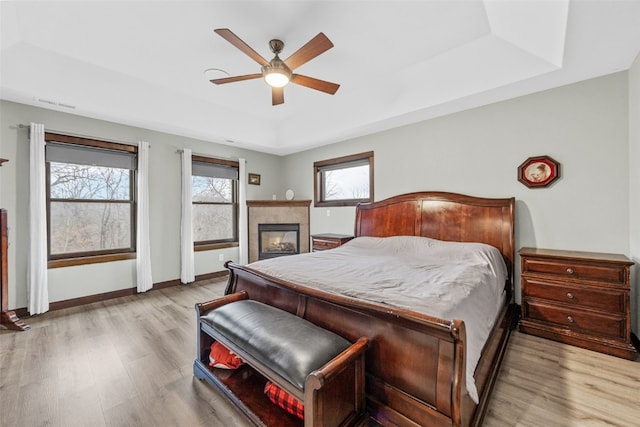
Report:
1,278,638,427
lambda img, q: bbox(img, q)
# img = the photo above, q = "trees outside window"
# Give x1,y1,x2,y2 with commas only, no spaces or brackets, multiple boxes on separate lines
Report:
49,164,132,255
314,151,374,207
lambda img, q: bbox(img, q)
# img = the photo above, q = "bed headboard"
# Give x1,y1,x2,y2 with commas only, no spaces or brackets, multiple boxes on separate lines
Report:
355,191,515,285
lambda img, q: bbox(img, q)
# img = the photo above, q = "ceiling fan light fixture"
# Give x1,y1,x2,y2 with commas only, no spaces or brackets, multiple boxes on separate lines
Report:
264,70,290,88
262,56,292,88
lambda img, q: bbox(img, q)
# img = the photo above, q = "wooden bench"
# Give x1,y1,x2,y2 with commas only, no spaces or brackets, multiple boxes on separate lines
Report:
193,291,368,427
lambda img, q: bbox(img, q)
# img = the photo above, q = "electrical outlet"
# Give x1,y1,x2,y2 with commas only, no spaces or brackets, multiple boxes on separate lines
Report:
326,209,331,217
218,254,224,261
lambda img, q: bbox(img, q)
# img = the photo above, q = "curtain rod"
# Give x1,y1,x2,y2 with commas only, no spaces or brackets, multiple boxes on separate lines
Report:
17,123,140,147
175,149,243,163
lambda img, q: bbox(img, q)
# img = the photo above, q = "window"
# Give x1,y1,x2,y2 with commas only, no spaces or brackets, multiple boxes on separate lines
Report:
45,133,137,266
191,156,239,249
314,151,374,207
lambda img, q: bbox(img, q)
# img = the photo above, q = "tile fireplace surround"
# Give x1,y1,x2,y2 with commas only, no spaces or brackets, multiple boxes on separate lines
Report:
247,200,311,263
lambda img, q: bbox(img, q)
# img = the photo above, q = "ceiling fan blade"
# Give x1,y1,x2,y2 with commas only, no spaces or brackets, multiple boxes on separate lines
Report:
290,74,340,95
214,28,269,66
210,73,262,85
284,32,334,71
272,87,284,106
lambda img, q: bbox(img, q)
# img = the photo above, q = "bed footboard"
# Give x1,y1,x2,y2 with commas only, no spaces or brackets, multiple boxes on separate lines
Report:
224,262,494,427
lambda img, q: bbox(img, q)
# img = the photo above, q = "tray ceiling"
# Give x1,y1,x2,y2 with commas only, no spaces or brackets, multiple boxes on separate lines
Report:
2,1,640,155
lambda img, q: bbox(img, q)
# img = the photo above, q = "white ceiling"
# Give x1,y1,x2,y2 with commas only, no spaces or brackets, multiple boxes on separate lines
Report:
2,1,640,156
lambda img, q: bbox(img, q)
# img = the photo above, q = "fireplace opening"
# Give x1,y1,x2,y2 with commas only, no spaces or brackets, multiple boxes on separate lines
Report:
258,223,300,260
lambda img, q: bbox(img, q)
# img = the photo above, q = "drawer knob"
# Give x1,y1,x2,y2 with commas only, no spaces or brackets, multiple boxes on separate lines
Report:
566,268,574,275
566,292,574,299
567,315,574,323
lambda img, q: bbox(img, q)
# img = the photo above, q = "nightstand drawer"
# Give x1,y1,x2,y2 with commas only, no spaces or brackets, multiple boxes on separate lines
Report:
523,300,625,339
312,239,341,250
311,234,354,252
522,258,627,286
522,277,625,313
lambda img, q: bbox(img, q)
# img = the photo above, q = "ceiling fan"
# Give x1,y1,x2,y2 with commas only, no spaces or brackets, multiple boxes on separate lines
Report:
211,28,340,106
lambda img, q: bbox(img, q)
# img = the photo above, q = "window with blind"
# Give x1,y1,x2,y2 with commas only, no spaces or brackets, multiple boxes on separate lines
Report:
45,133,137,264
314,151,374,207
192,156,239,248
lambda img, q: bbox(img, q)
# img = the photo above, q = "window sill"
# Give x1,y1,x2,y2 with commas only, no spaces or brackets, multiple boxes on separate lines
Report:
195,242,239,252
48,252,136,269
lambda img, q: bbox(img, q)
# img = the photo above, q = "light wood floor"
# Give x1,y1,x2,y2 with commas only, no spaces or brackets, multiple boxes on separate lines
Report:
1,278,638,427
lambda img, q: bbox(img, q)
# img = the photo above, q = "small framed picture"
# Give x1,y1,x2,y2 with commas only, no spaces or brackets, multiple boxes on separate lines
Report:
248,173,261,185
518,155,560,188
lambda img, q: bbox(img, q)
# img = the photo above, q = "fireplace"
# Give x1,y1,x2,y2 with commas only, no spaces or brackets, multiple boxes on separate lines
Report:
247,200,310,263
258,223,300,260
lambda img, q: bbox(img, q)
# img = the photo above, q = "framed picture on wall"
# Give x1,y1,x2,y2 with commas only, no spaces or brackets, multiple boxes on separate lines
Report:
248,173,261,185
518,155,560,188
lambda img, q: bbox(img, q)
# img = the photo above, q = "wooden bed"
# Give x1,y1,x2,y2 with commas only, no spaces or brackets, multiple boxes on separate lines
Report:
224,191,517,427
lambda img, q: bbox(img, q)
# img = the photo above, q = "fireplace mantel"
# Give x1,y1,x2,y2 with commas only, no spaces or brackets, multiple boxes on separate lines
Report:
247,200,311,263
247,200,312,208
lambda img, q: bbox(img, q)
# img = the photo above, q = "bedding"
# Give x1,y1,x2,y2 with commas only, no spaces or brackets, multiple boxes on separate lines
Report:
264,381,305,419
208,341,244,369
248,235,508,403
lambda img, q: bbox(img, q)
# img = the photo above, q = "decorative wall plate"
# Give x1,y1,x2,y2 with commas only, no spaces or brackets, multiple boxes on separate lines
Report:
518,155,560,188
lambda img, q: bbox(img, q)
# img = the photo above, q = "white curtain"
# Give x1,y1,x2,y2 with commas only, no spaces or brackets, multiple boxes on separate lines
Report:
180,149,195,283
136,141,153,292
238,158,248,264
27,122,49,314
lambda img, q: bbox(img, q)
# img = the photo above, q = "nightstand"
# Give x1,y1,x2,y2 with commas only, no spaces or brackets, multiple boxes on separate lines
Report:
519,247,637,360
311,233,354,252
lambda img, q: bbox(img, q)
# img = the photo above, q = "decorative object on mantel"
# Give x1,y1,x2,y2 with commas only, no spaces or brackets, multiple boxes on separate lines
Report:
248,173,261,185
285,189,295,200
0,158,8,166
518,155,560,188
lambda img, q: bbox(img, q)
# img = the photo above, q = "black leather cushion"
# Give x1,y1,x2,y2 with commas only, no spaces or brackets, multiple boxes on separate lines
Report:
201,300,351,391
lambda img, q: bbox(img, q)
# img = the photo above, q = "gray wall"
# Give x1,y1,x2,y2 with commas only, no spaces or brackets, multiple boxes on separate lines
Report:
0,101,280,308
282,71,635,331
